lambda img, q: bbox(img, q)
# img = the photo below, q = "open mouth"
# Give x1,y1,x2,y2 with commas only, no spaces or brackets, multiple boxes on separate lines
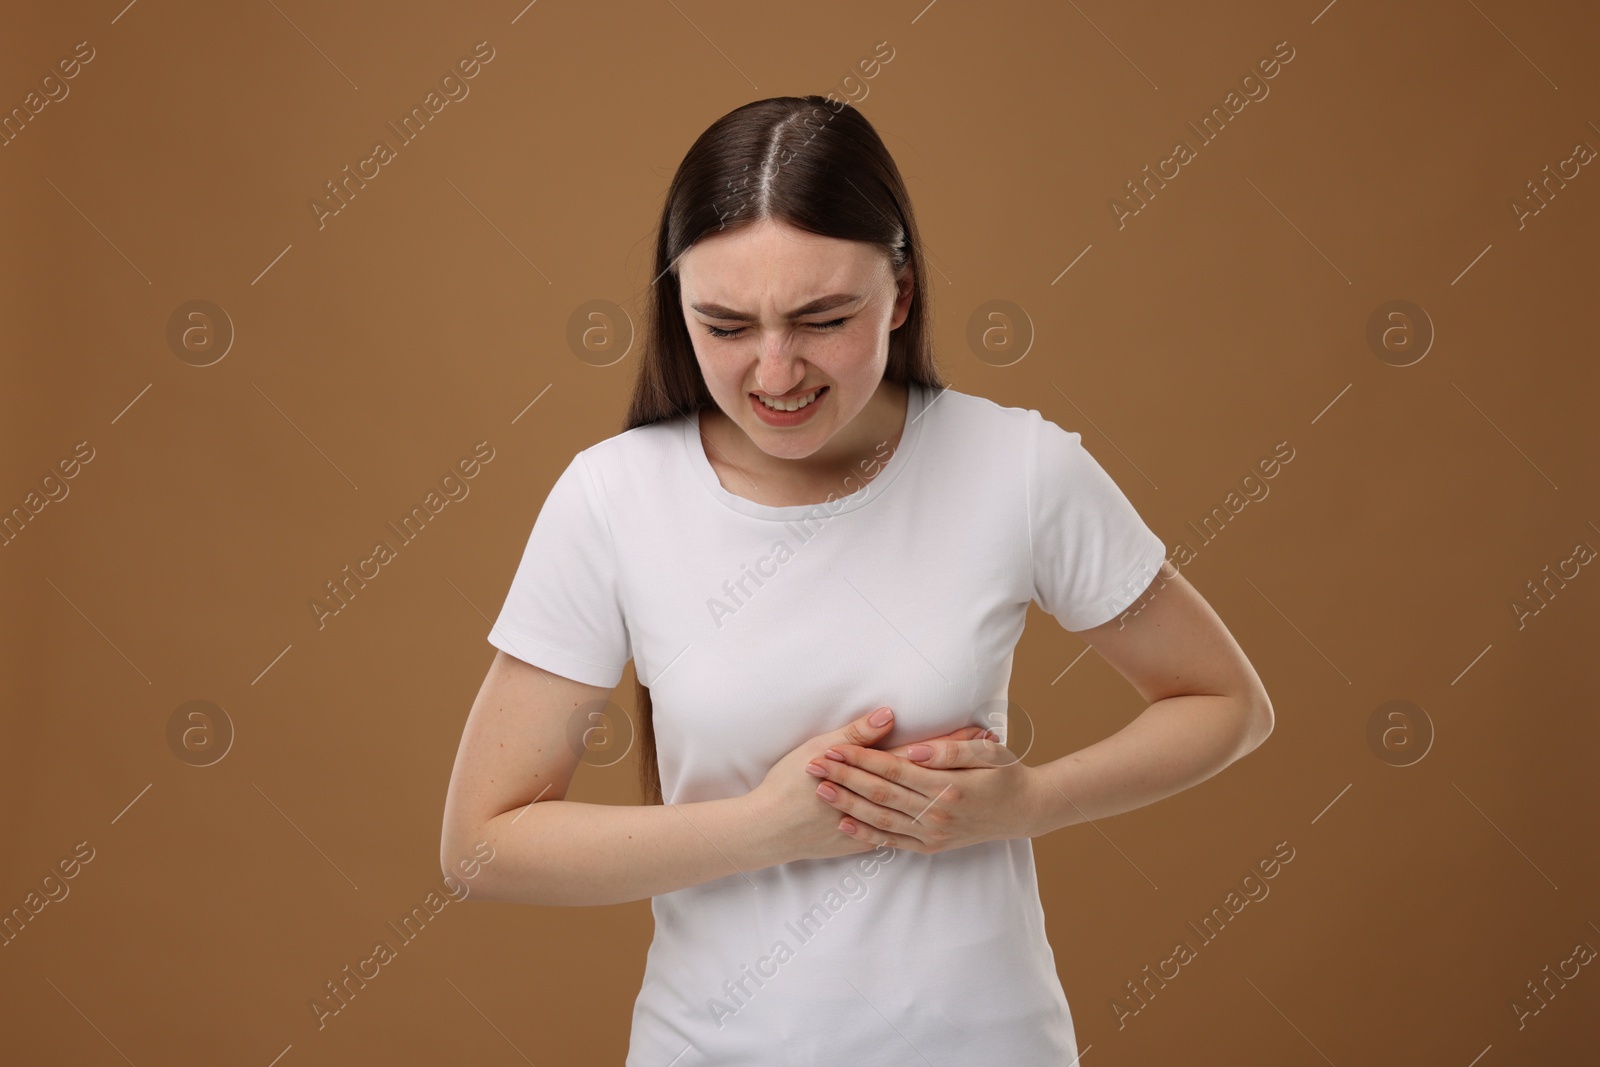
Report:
753,386,827,412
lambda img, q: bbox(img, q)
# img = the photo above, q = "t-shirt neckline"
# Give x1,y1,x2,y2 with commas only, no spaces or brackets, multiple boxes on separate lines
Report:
680,381,932,521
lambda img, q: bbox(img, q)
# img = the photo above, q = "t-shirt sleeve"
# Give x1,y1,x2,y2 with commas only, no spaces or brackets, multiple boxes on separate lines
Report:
487,450,631,687
1026,409,1168,632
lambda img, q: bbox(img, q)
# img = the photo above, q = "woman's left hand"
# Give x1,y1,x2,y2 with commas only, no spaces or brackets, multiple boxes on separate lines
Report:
804,734,1046,852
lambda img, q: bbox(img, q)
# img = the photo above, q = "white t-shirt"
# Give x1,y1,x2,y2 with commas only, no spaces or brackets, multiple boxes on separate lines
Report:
488,381,1167,1066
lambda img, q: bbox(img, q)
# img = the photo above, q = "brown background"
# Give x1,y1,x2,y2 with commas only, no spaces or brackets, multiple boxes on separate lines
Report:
3,0,1598,1063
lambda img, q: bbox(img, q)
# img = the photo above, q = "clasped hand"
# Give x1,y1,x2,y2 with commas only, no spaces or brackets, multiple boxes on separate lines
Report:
806,710,1043,853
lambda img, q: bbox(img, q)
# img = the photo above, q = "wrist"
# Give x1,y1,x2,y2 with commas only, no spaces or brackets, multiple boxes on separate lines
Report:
734,788,794,869
1022,763,1063,839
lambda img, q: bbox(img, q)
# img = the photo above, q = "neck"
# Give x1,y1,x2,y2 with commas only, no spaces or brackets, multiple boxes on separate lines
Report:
706,379,910,490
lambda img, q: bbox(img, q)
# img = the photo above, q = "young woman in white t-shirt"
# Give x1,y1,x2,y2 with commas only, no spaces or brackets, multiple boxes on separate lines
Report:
440,95,1274,1064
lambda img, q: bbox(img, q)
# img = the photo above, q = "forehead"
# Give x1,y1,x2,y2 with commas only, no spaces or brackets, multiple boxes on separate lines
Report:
678,219,884,298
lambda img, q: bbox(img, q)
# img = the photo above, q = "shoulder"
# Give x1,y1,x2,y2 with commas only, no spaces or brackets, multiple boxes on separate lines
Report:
572,415,685,474
920,388,1114,509
927,383,1041,421
919,384,1054,452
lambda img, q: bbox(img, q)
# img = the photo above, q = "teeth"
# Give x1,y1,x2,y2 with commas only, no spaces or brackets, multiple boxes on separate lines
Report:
756,388,821,412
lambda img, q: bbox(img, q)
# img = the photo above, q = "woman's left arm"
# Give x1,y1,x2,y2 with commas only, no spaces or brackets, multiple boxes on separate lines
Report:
1010,559,1275,837
807,561,1275,848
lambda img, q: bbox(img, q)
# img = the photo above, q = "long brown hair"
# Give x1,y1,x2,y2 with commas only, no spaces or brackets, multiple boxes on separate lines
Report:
622,95,947,805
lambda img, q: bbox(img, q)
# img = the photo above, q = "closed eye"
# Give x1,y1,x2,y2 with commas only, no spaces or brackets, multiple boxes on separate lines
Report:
703,318,848,339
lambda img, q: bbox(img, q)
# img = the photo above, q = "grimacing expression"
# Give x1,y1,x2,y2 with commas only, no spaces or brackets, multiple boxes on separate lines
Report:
677,217,911,462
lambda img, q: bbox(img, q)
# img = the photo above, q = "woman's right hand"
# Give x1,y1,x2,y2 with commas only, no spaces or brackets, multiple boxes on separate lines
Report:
750,706,992,863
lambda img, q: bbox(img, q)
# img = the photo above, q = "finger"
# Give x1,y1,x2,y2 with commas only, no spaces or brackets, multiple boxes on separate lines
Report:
818,779,944,846
821,744,939,796
833,706,896,749
884,737,1006,769
809,752,933,814
836,813,924,852
862,724,986,752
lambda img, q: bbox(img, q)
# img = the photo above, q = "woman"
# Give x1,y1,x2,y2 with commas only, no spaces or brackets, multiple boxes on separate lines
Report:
440,95,1274,1065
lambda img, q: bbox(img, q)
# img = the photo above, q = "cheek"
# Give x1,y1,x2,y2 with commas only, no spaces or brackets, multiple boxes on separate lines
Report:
831,332,885,376
692,343,733,384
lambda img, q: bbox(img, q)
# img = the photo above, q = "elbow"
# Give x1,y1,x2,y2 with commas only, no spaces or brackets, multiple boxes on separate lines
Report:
440,827,504,903
439,823,467,882
1240,689,1274,754
438,829,454,877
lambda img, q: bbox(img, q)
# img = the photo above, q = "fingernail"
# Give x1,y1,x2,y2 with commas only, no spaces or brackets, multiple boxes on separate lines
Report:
983,731,1000,742
824,748,846,762
805,762,828,777
816,783,838,801
869,707,893,727
905,744,932,761
839,819,856,834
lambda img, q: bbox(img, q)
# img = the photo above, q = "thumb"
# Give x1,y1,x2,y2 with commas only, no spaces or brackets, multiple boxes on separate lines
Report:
889,732,1011,768
832,705,896,748
937,725,995,743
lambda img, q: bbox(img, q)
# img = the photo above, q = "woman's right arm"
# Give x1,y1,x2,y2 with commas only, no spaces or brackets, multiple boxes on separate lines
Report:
439,650,795,907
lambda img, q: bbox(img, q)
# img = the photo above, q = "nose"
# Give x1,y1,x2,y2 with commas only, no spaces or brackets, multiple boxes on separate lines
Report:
752,330,806,395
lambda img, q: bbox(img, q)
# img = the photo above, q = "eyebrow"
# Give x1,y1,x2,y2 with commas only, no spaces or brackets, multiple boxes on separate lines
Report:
688,293,862,321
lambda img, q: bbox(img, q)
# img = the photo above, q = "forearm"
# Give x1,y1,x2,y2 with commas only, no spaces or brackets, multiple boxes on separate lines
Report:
1027,693,1270,836
456,793,790,907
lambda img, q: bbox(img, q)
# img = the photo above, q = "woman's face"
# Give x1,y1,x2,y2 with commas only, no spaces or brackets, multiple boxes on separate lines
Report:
676,216,913,463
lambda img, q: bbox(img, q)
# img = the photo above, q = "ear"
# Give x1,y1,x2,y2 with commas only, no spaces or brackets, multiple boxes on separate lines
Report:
888,261,914,331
